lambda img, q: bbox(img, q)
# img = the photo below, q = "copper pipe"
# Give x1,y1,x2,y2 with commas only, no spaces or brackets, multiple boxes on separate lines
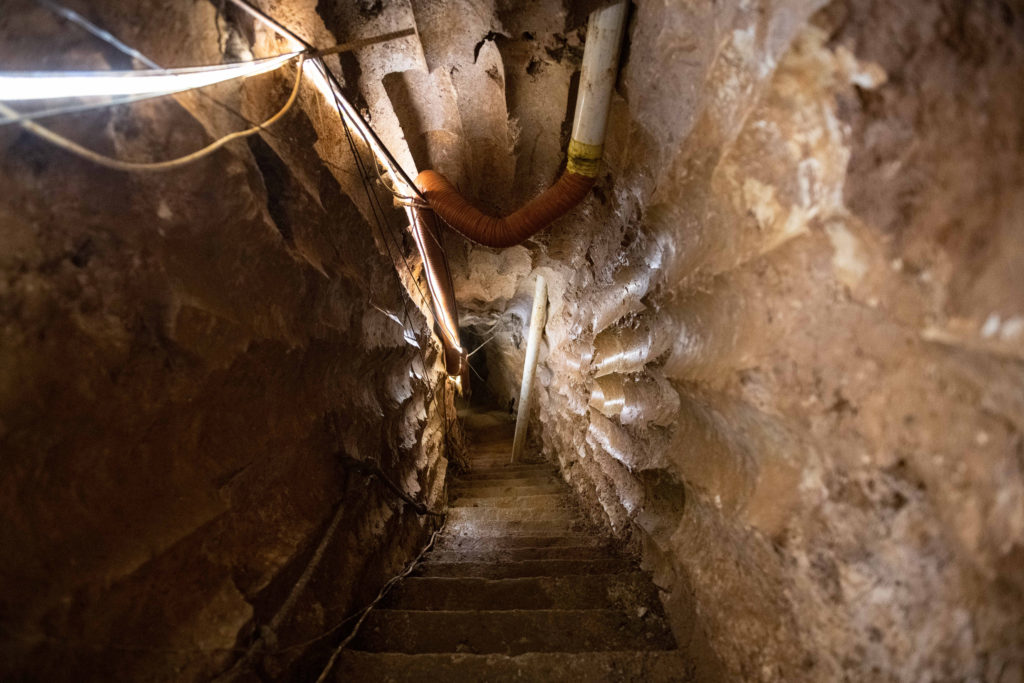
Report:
410,205,467,377
415,169,595,248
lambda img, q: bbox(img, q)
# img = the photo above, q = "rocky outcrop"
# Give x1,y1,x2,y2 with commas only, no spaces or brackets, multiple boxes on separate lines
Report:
0,1,456,680
434,0,1024,680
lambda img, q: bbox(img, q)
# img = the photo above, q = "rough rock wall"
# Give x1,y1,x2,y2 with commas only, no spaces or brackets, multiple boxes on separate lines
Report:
437,0,1024,680
0,1,456,680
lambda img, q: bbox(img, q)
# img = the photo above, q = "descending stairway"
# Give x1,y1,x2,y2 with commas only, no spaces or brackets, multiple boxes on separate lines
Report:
337,412,692,682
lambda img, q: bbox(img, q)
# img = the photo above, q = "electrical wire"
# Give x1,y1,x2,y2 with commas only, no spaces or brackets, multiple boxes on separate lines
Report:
0,55,304,172
467,329,499,358
307,52,467,492
0,53,299,101
307,54,459,485
312,57,434,326
224,0,425,199
35,0,162,69
32,0,291,141
222,0,467,379
313,523,446,683
0,92,162,126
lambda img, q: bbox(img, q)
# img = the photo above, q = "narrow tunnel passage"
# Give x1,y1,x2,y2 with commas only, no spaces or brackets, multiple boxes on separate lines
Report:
2,0,1024,681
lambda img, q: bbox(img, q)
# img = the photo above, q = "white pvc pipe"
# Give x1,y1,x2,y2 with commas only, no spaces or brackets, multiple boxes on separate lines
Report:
512,275,548,464
566,1,627,177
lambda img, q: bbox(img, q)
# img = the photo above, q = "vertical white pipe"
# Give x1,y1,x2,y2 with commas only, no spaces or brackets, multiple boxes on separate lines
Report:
512,275,548,464
566,1,628,178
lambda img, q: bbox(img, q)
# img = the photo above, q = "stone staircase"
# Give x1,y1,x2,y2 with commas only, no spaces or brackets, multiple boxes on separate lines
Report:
337,412,691,681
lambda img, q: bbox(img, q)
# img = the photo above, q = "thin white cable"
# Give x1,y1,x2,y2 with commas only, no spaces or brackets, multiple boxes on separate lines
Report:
0,93,160,126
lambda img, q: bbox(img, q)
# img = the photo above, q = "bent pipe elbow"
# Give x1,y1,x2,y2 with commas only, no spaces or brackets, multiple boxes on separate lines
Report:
415,169,596,248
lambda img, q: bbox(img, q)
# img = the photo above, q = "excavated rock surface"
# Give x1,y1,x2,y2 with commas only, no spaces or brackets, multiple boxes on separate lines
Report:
338,411,691,681
0,1,457,680
3,0,1024,681
402,0,1024,681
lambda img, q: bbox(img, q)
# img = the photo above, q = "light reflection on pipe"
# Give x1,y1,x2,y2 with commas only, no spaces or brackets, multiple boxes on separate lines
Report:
303,60,465,370
228,1,465,376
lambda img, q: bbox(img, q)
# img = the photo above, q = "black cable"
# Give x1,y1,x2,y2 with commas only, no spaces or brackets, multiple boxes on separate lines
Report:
312,57,433,333
312,60,457,472
310,55,455,481
317,61,425,200
224,0,425,199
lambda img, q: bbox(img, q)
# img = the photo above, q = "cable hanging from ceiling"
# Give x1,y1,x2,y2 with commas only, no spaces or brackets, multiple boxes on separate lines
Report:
2,0,468,384
0,55,305,172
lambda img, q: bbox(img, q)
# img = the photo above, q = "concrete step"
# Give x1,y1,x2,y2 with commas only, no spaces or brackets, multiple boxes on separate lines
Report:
452,479,561,493
454,473,557,483
460,466,559,481
443,519,589,536
451,492,574,508
449,482,565,498
435,534,607,552
427,545,612,563
468,457,551,468
336,650,693,682
415,557,633,578
453,476,560,490
351,609,677,654
446,506,577,524
382,573,659,611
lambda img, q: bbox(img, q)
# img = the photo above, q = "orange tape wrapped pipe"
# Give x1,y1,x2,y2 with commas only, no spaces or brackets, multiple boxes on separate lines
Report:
415,169,596,248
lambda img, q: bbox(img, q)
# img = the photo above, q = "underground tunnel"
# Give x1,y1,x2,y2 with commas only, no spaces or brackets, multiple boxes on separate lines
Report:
2,0,1024,681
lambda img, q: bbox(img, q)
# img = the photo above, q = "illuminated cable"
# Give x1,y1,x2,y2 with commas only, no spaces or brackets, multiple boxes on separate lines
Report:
0,52,299,101
33,0,283,140
225,0,464,372
0,56,304,172
0,92,160,126
222,0,423,197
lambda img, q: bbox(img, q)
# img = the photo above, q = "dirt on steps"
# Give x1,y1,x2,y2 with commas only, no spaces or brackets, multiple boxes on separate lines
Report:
338,410,688,681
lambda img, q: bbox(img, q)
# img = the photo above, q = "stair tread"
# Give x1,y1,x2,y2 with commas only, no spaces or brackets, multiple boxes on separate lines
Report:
447,507,578,523
448,486,567,499
435,535,608,552
336,650,693,682
427,545,612,563
444,520,591,535
451,493,573,508
414,562,631,579
415,558,633,578
382,573,659,611
456,471,559,483
351,609,677,655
